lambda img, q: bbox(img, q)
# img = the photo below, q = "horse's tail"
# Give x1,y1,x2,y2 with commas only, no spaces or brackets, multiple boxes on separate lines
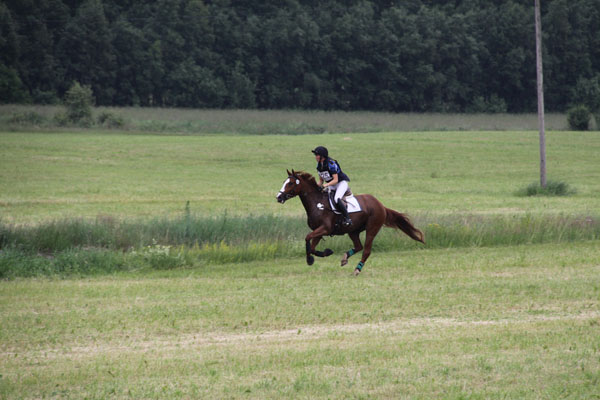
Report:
384,208,425,244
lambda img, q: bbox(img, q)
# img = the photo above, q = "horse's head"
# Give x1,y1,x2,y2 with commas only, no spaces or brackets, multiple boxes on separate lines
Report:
276,169,301,203
277,170,316,204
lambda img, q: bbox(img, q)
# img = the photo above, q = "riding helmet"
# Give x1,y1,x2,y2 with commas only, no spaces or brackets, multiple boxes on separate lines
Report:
311,146,328,158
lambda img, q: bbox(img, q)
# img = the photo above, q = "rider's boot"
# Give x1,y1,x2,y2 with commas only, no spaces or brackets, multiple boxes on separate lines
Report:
336,199,353,227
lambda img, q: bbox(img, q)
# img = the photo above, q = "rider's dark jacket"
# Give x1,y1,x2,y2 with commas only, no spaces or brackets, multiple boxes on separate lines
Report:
317,158,350,183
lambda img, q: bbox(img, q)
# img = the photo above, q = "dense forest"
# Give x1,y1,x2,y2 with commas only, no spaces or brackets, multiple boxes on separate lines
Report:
1,0,599,112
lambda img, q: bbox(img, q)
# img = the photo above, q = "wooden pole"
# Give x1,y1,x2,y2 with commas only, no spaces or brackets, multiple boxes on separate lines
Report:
535,0,547,187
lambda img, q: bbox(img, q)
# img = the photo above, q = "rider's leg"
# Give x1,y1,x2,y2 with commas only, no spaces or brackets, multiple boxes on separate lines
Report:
336,198,352,226
334,181,352,226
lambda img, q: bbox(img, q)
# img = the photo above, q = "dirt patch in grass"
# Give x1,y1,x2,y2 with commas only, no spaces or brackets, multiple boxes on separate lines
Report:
5,311,598,361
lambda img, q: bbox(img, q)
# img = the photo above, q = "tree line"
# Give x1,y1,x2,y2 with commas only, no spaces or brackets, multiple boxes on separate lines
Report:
1,0,599,112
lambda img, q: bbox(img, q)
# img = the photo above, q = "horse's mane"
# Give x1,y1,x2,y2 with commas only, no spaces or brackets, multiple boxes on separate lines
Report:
294,171,319,189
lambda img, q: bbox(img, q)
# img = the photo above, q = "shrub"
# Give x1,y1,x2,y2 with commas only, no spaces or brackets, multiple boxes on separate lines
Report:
517,180,576,197
97,111,125,128
53,111,70,127
467,94,508,113
9,111,46,125
567,105,591,130
64,81,94,126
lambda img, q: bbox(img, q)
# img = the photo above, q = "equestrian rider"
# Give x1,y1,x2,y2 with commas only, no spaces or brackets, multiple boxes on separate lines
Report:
312,146,353,227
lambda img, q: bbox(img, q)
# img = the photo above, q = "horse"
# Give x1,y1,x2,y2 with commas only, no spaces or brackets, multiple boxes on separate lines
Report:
276,169,425,275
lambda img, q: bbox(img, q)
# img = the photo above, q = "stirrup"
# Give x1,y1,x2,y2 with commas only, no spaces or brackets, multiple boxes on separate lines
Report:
343,217,353,227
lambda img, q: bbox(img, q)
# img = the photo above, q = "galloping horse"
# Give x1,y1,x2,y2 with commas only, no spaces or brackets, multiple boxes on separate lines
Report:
276,169,425,275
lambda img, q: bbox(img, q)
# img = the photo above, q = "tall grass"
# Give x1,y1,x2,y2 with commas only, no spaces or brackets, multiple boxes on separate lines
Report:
421,214,599,247
3,213,598,253
0,105,571,133
0,213,304,252
1,213,598,278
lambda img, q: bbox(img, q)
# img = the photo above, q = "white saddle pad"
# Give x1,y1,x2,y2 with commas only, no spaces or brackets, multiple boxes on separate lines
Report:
328,194,361,214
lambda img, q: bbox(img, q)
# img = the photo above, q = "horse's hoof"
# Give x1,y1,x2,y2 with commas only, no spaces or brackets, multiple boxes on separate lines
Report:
307,255,315,266
341,254,348,267
324,248,333,257
353,268,361,276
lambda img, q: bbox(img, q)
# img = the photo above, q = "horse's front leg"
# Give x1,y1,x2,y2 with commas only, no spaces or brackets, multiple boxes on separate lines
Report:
310,237,334,258
305,226,330,266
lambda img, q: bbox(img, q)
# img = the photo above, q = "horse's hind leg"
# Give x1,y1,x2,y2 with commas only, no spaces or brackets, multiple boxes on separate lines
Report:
354,225,382,275
341,232,363,266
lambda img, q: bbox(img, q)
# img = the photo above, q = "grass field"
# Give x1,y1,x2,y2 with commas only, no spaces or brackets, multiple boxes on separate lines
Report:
1,242,599,398
1,129,599,222
1,123,600,398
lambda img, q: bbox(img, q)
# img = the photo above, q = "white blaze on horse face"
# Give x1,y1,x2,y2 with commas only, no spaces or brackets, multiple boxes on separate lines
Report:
278,178,290,195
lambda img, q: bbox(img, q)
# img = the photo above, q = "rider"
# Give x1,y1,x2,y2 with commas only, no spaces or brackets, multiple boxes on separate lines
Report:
311,146,353,227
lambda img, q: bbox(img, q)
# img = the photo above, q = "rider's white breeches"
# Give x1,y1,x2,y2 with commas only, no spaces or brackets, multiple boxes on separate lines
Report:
331,180,349,202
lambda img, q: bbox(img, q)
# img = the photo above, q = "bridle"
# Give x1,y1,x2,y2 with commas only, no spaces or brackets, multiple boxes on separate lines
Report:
277,177,301,202
278,187,296,201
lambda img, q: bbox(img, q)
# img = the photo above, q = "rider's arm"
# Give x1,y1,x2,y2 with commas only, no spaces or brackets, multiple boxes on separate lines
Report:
324,173,339,188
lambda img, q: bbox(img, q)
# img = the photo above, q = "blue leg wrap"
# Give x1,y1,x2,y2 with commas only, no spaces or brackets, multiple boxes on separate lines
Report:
346,249,355,258
356,261,365,271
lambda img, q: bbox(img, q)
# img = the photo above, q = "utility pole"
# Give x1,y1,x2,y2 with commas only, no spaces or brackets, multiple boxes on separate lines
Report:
535,0,546,187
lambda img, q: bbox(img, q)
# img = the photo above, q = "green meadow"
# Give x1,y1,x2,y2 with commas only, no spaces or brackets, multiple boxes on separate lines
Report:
1,123,599,398
1,129,599,222
1,244,599,398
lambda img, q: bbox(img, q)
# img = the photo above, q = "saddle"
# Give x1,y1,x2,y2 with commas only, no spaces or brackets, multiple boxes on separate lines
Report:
326,188,361,214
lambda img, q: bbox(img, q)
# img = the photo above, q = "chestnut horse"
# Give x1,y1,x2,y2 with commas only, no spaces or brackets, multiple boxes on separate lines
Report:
276,169,425,275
